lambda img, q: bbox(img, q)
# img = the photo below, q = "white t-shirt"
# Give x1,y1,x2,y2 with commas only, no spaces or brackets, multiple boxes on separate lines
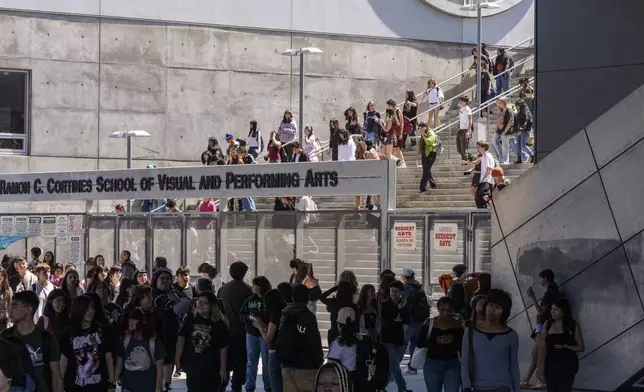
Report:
328,340,357,371
480,151,495,185
426,87,442,104
459,106,472,130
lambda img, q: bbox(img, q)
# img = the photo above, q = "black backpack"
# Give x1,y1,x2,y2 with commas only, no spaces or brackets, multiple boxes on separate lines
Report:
355,338,389,391
408,286,431,323
449,281,468,319
1,328,53,392
507,55,515,72
274,312,308,365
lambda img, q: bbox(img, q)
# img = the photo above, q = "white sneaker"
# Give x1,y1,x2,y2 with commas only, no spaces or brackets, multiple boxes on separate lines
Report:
399,161,407,168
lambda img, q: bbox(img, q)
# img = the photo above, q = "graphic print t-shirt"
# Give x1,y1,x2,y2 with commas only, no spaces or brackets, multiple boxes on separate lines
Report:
179,314,230,375
380,298,409,345
1,327,61,392
59,325,113,392
117,336,166,392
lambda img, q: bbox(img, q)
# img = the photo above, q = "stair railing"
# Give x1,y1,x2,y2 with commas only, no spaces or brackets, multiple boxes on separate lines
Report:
400,36,534,106
410,54,534,126
410,76,534,166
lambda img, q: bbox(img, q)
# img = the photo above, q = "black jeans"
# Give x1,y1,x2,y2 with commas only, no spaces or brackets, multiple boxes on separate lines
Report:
225,334,247,392
457,129,470,160
475,182,492,208
419,152,437,192
545,359,578,392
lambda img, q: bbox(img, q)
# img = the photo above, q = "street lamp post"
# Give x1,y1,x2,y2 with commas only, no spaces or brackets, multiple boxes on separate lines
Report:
281,47,324,145
109,130,151,213
460,2,501,123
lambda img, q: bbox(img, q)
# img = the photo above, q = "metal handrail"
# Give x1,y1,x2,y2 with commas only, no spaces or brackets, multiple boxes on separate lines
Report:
409,55,534,123
255,138,296,162
400,36,534,106
432,76,535,136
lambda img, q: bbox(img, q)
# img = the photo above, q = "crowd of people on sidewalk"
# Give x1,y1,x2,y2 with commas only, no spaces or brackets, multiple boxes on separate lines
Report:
0,244,584,392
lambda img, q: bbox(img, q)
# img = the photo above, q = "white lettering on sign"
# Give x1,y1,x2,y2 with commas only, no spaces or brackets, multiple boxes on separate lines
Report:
394,222,417,250
433,223,458,253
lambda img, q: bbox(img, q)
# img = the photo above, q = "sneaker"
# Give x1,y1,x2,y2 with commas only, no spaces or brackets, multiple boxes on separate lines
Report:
520,382,532,389
514,159,523,164
405,366,418,375
529,156,535,163
399,161,407,168
417,191,427,195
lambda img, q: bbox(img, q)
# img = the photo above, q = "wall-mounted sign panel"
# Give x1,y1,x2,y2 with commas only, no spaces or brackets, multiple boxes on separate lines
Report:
0,161,395,203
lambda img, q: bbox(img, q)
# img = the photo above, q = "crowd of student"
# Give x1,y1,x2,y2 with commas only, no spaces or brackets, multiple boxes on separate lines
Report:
0,244,584,392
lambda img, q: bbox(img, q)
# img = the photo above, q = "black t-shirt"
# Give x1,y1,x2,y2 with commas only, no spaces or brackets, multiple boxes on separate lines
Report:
497,109,513,134
363,312,377,331
380,298,409,345
59,324,114,392
179,314,230,375
538,283,561,325
426,327,463,360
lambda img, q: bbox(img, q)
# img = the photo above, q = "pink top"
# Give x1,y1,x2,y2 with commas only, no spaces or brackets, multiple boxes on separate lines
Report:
198,200,216,213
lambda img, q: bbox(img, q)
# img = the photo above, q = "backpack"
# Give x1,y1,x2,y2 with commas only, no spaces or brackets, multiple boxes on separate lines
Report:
507,55,515,72
355,338,389,391
235,138,247,148
274,312,309,365
279,145,290,162
407,285,431,323
448,281,469,320
123,335,156,360
1,328,53,392
403,116,412,135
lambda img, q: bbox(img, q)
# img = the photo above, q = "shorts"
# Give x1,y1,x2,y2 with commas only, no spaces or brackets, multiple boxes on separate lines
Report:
382,131,396,146
471,172,481,187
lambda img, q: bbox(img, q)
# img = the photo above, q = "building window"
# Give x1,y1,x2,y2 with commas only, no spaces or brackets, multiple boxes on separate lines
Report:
0,70,28,155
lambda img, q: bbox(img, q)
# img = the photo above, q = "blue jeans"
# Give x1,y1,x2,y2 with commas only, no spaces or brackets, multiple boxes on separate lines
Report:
268,350,282,392
496,74,510,95
404,322,423,369
241,197,256,212
492,132,511,163
384,343,407,392
515,130,533,161
364,131,377,146
423,358,461,392
245,333,270,390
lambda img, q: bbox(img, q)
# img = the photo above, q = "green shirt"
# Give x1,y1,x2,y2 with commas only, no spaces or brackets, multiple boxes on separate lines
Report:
424,131,437,156
2,326,61,392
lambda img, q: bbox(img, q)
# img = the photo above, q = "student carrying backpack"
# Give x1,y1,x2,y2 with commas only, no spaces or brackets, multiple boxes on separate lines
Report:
0,330,53,392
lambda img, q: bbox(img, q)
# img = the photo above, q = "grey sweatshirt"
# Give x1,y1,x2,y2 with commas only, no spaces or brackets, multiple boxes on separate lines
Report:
461,327,521,392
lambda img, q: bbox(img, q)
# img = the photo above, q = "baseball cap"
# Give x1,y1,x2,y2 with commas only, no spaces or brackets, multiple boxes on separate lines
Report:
225,133,234,140
402,267,415,277
337,307,356,325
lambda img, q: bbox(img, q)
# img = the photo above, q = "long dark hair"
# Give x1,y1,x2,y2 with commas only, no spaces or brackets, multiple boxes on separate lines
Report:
338,270,358,295
249,120,258,138
406,90,416,102
131,285,153,308
61,269,81,302
344,107,358,122
337,317,358,347
43,289,70,323
263,289,286,323
282,110,293,124
336,281,354,305
85,292,108,325
115,278,136,304
358,284,376,314
553,298,576,334
69,295,96,333
43,251,55,267
0,268,10,311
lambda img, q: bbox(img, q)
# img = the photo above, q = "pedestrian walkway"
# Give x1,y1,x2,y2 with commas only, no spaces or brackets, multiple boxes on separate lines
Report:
167,366,428,391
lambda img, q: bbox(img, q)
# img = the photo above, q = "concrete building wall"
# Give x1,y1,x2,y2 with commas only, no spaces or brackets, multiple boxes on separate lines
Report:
0,8,533,213
534,0,644,160
0,0,535,46
491,83,644,390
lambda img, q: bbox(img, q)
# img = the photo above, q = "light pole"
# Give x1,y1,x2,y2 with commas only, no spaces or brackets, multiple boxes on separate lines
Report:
281,47,324,145
460,1,501,123
109,129,151,213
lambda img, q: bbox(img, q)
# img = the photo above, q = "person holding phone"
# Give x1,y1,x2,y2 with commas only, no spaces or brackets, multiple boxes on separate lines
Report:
521,269,560,389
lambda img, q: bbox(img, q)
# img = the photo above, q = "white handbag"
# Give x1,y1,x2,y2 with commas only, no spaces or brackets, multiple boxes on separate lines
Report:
409,317,434,370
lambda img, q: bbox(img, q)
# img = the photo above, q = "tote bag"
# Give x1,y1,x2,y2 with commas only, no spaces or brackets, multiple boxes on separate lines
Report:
409,317,434,369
